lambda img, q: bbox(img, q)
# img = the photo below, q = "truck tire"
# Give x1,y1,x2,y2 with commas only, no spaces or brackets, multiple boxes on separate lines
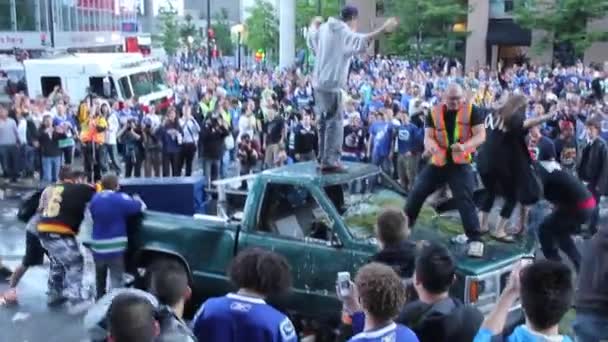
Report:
133,253,190,291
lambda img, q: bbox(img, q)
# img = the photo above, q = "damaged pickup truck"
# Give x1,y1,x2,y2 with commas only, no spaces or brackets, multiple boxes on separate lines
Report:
128,162,534,325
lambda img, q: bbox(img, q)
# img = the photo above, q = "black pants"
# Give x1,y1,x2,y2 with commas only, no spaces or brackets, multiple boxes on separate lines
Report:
406,163,481,241
125,153,143,178
538,206,592,271
179,143,197,176
162,152,180,177
479,172,517,219
587,184,600,235
83,143,105,182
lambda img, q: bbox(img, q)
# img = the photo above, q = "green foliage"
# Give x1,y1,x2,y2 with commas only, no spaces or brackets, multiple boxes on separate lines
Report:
295,0,341,49
213,8,234,56
157,5,180,56
179,14,199,47
384,0,469,60
244,0,279,61
514,0,608,59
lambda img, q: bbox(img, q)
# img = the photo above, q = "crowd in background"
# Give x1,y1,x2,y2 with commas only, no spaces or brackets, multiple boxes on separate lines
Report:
0,56,606,190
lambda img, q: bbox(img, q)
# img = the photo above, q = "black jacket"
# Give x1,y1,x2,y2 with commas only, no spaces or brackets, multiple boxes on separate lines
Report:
157,306,197,342
38,127,65,157
371,240,416,278
575,225,608,318
200,118,229,160
397,297,484,342
578,137,608,195
294,124,318,155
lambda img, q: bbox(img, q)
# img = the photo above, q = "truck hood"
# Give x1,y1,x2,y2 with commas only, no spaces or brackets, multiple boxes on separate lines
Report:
343,192,535,275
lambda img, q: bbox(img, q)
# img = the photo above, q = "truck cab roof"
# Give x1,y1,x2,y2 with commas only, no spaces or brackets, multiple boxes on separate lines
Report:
258,161,379,186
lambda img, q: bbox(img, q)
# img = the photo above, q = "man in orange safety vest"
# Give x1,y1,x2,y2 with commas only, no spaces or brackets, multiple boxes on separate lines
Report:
405,83,487,257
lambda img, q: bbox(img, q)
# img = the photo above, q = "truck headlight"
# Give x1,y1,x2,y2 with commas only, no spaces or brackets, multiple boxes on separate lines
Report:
467,274,499,309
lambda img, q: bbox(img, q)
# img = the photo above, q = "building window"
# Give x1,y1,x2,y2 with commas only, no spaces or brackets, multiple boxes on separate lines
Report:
376,0,385,17
0,0,12,30
490,0,516,18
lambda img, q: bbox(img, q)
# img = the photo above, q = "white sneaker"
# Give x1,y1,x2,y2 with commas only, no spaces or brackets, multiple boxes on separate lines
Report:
66,299,93,315
467,241,484,258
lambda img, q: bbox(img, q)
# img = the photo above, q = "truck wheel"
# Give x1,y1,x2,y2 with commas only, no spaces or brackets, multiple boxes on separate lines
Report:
133,254,189,291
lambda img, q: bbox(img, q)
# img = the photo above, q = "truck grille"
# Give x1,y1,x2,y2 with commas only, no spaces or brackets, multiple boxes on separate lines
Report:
500,270,511,293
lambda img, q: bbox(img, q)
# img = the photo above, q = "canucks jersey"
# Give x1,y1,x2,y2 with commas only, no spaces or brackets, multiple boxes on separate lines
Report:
191,293,297,342
348,323,419,342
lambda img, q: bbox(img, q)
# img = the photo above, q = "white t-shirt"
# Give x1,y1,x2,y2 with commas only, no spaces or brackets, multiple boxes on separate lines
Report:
105,113,119,145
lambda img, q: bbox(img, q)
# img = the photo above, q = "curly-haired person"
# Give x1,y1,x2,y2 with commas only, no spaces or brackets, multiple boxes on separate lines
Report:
342,262,419,342
191,248,297,342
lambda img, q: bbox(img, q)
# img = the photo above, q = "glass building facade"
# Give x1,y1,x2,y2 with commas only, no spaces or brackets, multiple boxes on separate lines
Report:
0,0,139,50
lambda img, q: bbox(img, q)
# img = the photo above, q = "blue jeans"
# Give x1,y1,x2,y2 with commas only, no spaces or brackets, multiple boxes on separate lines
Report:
42,156,62,183
372,154,392,174
574,313,608,342
19,145,37,175
203,158,221,185
220,150,231,179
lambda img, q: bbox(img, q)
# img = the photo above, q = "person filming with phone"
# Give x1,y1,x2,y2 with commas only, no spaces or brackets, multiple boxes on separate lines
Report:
338,263,419,342
474,259,574,342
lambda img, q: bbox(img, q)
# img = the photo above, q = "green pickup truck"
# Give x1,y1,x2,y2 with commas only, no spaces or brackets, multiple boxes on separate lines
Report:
129,161,534,323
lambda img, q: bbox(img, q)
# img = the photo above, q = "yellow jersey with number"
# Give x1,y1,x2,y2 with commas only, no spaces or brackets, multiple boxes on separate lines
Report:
37,183,96,235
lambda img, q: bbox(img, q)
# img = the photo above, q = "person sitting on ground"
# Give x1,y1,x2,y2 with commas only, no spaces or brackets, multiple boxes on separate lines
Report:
107,293,160,342
474,260,574,342
371,208,416,279
191,248,297,342
84,260,196,342
340,263,419,342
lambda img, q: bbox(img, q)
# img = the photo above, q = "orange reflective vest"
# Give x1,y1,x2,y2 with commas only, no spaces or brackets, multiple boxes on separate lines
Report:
80,117,107,144
430,102,474,167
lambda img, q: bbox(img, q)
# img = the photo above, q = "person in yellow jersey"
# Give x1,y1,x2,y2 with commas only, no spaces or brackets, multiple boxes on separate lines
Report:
405,83,487,257
80,99,108,182
37,166,96,314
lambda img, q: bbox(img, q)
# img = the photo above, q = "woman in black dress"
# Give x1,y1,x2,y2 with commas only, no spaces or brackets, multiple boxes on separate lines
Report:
476,94,556,241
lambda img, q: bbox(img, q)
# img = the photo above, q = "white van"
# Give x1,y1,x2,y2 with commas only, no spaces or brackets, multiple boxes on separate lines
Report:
23,53,173,106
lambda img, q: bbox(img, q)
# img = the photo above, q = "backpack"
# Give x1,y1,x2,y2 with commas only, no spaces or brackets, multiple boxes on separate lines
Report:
17,189,43,223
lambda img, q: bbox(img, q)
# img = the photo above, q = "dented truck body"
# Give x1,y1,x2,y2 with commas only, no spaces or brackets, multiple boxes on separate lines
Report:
130,162,534,322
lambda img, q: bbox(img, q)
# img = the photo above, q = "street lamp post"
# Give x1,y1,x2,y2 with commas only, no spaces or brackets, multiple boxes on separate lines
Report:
231,24,245,70
207,0,212,66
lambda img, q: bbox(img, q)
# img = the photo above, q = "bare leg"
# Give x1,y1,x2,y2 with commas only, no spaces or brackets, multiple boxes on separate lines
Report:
479,211,490,232
8,265,27,288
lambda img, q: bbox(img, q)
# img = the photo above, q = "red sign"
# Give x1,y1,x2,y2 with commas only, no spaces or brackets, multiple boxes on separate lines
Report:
78,0,114,11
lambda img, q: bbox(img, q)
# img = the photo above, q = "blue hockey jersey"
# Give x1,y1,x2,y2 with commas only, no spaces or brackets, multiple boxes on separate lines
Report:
348,322,419,342
191,293,298,342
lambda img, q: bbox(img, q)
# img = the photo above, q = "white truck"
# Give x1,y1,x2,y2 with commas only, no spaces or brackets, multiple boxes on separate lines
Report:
23,53,173,106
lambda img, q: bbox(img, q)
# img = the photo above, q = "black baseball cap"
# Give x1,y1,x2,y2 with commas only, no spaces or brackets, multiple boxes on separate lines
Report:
341,5,359,21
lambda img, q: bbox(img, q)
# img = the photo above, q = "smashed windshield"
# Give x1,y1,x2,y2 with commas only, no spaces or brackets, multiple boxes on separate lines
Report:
129,69,168,97
325,172,406,240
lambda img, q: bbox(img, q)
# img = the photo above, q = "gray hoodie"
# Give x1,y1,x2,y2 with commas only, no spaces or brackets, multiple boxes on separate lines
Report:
311,17,370,92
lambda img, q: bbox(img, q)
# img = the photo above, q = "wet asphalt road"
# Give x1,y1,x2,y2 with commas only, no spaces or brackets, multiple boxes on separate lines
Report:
0,191,90,342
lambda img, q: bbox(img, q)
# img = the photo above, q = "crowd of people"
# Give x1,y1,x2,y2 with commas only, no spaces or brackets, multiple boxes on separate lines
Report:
0,3,608,342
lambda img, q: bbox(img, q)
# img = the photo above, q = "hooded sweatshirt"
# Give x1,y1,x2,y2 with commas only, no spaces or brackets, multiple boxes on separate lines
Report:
312,17,370,92
575,225,608,317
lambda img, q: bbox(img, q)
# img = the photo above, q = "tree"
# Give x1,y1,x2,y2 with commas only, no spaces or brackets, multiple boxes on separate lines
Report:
244,0,279,61
514,0,608,64
180,14,199,48
157,5,180,56
295,0,340,49
213,8,234,56
384,0,469,61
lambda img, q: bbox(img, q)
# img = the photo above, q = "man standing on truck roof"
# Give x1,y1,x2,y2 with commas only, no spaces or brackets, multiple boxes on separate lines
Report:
405,83,487,258
310,6,398,173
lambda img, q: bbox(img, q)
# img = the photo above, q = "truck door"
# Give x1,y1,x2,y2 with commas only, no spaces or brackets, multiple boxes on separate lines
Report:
237,180,354,319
